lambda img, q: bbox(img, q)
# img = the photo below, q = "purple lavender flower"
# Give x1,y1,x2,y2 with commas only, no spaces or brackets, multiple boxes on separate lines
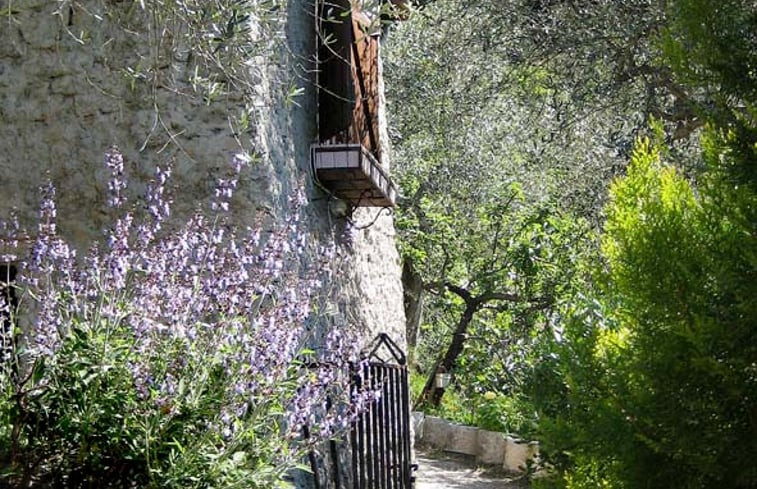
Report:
4,149,374,478
105,147,127,208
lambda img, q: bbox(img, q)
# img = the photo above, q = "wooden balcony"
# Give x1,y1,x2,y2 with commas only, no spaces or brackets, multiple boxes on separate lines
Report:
314,1,398,208
311,144,397,207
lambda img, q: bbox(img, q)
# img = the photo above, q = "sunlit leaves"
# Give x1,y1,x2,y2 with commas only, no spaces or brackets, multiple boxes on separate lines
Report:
537,130,757,488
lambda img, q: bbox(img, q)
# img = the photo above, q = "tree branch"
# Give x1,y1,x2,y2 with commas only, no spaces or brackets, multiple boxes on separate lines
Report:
444,282,473,302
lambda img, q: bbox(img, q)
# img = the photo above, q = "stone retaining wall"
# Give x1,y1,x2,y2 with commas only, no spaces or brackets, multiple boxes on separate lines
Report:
412,412,540,473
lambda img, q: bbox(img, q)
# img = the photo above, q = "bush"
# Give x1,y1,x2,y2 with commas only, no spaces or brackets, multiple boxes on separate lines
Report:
532,132,757,488
0,150,367,488
411,369,536,437
474,392,536,436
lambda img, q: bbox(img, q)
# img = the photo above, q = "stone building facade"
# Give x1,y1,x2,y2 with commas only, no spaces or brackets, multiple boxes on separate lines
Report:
0,0,405,348
1,3,408,485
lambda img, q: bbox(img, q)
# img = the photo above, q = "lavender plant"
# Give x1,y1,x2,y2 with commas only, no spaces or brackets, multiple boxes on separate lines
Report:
0,149,368,488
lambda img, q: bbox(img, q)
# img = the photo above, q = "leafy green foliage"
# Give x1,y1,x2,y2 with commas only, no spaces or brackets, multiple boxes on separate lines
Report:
660,0,757,188
524,2,757,485
1,312,295,488
389,0,756,486
662,0,757,109
405,182,592,408
387,0,624,416
532,133,757,488
385,0,698,224
473,393,536,436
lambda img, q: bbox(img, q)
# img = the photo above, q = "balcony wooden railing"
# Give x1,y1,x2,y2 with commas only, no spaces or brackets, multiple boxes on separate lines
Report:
311,144,397,207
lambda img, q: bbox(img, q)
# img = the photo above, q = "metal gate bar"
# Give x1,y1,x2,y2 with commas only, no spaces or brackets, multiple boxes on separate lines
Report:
353,334,414,489
308,334,415,489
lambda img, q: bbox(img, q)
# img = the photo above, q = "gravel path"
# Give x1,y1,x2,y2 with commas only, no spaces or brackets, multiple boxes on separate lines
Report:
414,450,529,489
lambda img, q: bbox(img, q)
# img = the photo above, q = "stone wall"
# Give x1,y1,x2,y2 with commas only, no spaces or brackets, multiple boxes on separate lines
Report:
412,412,541,474
0,0,405,350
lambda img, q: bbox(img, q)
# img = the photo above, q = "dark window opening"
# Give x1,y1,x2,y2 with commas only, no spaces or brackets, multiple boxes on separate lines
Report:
317,0,381,162
0,263,17,364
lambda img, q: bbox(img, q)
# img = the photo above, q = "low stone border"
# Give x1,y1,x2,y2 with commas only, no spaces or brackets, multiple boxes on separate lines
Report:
411,412,539,473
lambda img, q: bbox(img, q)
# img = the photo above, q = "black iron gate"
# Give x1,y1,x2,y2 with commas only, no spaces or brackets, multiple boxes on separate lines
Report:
308,334,416,489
